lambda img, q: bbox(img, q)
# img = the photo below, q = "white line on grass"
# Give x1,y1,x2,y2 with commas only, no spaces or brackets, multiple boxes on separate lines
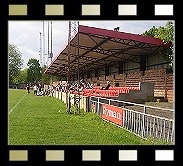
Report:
9,93,28,115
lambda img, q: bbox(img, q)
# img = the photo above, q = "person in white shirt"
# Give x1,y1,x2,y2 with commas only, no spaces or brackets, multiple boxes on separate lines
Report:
33,84,38,95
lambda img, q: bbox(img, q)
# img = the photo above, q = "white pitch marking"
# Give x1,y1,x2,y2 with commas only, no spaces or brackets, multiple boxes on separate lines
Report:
9,93,28,115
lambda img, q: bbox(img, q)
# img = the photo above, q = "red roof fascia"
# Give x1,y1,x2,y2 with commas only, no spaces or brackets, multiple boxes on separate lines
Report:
79,25,172,47
45,29,78,73
45,41,68,73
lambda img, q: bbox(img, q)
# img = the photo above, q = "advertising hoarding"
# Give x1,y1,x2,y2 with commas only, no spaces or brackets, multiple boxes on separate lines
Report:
102,104,123,126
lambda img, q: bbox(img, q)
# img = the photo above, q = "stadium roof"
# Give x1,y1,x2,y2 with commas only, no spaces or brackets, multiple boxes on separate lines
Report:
45,25,172,77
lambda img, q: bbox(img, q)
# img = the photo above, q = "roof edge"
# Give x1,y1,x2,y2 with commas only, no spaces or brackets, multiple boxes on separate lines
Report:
79,25,172,47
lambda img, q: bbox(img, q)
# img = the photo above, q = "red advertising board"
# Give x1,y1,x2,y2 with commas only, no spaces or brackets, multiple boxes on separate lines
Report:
102,104,123,126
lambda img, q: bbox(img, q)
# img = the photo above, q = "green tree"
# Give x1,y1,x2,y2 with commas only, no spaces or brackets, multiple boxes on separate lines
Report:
13,68,28,84
27,58,41,83
141,25,158,37
39,67,62,85
154,22,174,68
141,21,174,69
9,44,24,84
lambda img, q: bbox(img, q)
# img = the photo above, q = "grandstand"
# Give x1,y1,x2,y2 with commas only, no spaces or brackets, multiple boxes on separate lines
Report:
45,25,173,103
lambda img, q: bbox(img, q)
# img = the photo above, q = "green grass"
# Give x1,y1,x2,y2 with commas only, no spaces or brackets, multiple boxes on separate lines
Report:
8,89,171,145
9,89,28,111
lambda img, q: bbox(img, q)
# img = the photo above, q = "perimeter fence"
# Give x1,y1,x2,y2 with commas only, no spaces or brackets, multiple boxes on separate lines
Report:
89,96,174,143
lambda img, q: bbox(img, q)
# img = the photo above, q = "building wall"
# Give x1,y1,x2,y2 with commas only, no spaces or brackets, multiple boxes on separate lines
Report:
110,66,118,75
146,54,171,70
123,61,140,73
81,53,171,79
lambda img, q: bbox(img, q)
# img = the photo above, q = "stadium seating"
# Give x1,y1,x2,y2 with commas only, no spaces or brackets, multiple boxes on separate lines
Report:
72,86,140,97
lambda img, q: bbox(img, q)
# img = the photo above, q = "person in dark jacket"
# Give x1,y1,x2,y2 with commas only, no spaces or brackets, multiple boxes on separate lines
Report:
104,81,111,90
100,81,111,90
39,84,42,92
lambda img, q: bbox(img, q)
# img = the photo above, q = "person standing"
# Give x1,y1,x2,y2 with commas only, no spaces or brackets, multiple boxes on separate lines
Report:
27,84,30,94
39,84,42,92
33,84,38,96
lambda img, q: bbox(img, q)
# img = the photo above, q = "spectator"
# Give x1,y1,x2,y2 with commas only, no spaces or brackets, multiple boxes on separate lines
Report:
33,84,38,95
105,81,111,90
100,81,111,90
27,84,30,94
37,89,45,96
39,84,41,92
56,85,59,91
47,80,95,94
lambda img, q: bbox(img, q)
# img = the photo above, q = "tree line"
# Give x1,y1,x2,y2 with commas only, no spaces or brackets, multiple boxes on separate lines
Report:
9,44,62,85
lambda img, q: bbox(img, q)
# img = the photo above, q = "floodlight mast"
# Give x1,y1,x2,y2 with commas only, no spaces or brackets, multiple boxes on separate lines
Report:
43,21,45,68
47,21,53,65
47,22,49,66
39,32,42,67
66,21,71,114
66,21,80,114
77,21,80,113
51,22,53,62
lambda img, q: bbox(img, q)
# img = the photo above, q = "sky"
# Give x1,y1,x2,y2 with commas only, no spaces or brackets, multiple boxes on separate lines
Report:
8,20,171,69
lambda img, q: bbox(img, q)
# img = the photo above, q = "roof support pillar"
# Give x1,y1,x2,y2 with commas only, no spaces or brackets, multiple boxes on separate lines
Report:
95,68,98,77
140,56,146,72
118,61,124,74
66,21,71,114
105,66,109,76
87,71,90,79
81,73,84,79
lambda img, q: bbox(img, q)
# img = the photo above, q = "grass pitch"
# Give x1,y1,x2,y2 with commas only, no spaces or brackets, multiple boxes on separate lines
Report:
8,89,170,145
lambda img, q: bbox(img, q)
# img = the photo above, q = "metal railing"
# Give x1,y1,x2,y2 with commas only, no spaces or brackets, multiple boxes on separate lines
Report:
89,96,174,143
123,108,174,143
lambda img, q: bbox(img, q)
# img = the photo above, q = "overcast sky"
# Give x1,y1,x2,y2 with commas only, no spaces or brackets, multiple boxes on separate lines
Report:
8,20,171,69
